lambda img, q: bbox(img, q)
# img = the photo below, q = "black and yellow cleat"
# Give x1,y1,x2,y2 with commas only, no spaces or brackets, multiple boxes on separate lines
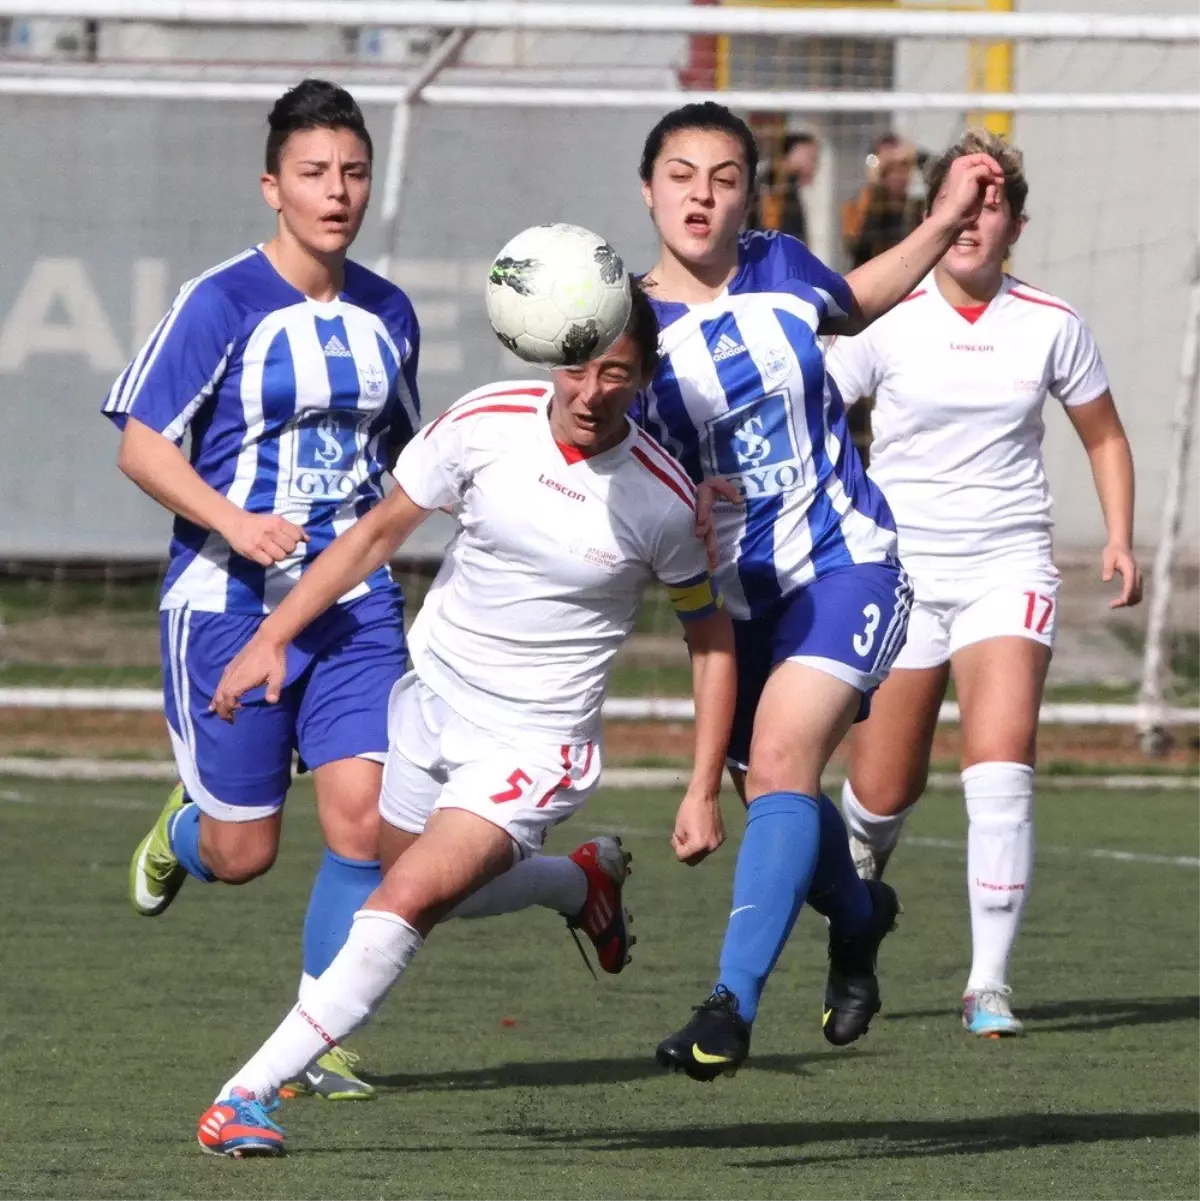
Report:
656,986,751,1082
281,1046,375,1102
822,879,900,1047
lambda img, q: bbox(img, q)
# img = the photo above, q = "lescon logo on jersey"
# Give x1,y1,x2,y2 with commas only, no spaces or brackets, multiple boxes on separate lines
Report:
290,412,362,500
705,391,805,499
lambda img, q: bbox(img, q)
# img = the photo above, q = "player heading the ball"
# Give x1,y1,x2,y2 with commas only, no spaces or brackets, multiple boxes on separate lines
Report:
195,282,737,1158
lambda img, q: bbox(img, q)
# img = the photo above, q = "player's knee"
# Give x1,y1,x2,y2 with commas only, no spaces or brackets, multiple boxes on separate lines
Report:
373,874,437,931
201,837,278,884
745,738,818,798
323,814,381,863
850,769,925,815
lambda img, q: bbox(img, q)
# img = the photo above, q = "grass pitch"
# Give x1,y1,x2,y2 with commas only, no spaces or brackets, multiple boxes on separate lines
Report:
0,777,1196,1199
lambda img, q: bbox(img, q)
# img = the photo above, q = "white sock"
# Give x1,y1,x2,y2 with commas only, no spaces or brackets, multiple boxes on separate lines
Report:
841,779,910,858
221,910,423,1103
450,856,586,920
297,972,318,1009
964,762,1034,994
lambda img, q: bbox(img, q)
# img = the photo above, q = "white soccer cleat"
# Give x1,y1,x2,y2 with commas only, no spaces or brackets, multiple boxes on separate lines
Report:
963,987,1025,1037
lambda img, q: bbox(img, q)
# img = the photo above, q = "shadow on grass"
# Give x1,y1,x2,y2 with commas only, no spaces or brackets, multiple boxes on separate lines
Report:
362,1049,875,1092
885,994,1200,1034
508,1109,1200,1164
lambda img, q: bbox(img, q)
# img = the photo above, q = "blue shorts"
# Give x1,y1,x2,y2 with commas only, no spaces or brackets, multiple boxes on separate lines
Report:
727,560,911,771
161,586,406,822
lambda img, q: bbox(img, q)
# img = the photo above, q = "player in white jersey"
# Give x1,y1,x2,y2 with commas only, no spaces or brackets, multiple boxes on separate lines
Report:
191,288,736,1157
629,103,1008,1080
826,130,1142,1036
103,81,421,1099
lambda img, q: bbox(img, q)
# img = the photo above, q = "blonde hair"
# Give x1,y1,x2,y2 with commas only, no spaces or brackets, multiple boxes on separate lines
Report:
924,128,1028,220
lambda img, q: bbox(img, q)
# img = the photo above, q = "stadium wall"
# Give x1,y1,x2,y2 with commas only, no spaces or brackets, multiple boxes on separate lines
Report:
0,3,1195,562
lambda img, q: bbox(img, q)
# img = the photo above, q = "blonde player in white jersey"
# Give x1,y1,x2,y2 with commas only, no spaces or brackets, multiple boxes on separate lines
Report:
826,130,1142,1037
192,286,737,1157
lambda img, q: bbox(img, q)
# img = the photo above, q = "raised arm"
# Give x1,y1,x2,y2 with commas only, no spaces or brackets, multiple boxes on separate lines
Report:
1064,390,1143,608
829,153,1005,335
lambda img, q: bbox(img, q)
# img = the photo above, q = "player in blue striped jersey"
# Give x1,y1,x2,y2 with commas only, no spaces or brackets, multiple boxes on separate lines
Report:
638,103,1006,1078
103,81,419,1100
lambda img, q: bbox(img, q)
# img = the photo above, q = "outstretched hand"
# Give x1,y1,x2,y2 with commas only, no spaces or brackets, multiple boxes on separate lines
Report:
210,635,287,721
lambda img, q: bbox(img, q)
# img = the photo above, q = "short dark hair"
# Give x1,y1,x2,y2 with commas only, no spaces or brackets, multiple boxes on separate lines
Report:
783,132,817,154
639,101,758,193
265,79,373,175
625,278,662,378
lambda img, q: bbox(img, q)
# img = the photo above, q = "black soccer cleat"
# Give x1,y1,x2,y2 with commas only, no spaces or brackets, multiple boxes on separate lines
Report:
822,879,901,1047
656,986,751,1082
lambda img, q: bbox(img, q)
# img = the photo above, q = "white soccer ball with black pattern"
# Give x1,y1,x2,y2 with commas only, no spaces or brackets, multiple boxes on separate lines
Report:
486,223,632,367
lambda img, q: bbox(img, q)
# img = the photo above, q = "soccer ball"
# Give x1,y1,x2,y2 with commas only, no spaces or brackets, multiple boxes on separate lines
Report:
486,223,632,367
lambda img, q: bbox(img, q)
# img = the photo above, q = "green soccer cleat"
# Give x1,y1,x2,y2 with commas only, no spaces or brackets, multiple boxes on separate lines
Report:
129,782,189,917
282,1047,376,1102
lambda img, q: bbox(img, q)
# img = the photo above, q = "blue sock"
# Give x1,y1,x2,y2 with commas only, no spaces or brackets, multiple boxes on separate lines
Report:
806,794,874,939
168,803,215,883
715,791,821,1024
302,849,382,979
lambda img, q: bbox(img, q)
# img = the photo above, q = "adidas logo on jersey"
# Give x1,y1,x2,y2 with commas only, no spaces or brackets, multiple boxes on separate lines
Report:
323,335,352,359
712,334,748,362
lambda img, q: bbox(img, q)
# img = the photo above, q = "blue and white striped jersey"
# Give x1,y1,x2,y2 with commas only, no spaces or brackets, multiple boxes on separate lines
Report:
103,248,420,613
639,231,897,620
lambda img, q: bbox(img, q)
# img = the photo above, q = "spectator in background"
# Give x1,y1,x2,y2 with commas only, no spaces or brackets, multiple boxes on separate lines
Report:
750,130,820,244
842,133,924,268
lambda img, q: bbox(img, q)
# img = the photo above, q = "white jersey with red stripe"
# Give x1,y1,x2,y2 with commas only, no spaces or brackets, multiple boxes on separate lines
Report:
825,273,1110,578
392,380,716,743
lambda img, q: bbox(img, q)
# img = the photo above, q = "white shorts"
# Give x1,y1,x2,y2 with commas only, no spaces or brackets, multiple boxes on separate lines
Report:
892,565,1061,671
378,671,603,859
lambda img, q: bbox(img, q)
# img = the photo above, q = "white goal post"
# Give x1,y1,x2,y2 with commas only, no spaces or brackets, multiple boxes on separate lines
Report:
0,2,1196,732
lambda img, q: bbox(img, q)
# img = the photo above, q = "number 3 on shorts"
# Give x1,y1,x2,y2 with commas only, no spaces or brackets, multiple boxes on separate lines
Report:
853,603,882,657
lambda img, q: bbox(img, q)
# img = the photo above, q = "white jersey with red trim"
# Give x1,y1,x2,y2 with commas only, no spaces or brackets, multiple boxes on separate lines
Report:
392,381,716,742
825,273,1110,576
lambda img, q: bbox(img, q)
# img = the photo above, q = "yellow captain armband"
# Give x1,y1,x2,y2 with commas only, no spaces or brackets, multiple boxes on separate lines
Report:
666,572,723,621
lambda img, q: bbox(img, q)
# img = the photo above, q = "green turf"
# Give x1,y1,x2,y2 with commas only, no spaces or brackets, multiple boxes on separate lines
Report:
1,779,1196,1199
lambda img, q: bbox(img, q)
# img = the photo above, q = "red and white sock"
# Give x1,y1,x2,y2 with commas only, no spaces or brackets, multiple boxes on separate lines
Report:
221,909,422,1103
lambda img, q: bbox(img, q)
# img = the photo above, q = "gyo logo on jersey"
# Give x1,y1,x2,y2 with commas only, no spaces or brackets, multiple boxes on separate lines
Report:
290,412,362,500
705,391,804,499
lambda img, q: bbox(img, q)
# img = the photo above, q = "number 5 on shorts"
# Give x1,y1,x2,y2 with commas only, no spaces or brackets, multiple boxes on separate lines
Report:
490,769,532,804
853,603,882,657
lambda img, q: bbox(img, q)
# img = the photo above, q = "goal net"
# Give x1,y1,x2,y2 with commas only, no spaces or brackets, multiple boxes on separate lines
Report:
0,1,1196,765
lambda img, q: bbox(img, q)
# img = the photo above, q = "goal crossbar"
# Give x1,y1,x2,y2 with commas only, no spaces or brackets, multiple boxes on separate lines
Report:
1,1,1197,43
1,77,1194,112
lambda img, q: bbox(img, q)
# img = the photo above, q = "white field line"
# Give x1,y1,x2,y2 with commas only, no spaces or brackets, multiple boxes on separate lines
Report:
902,835,1199,869
0,758,1196,794
0,762,1194,869
3,688,1199,728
